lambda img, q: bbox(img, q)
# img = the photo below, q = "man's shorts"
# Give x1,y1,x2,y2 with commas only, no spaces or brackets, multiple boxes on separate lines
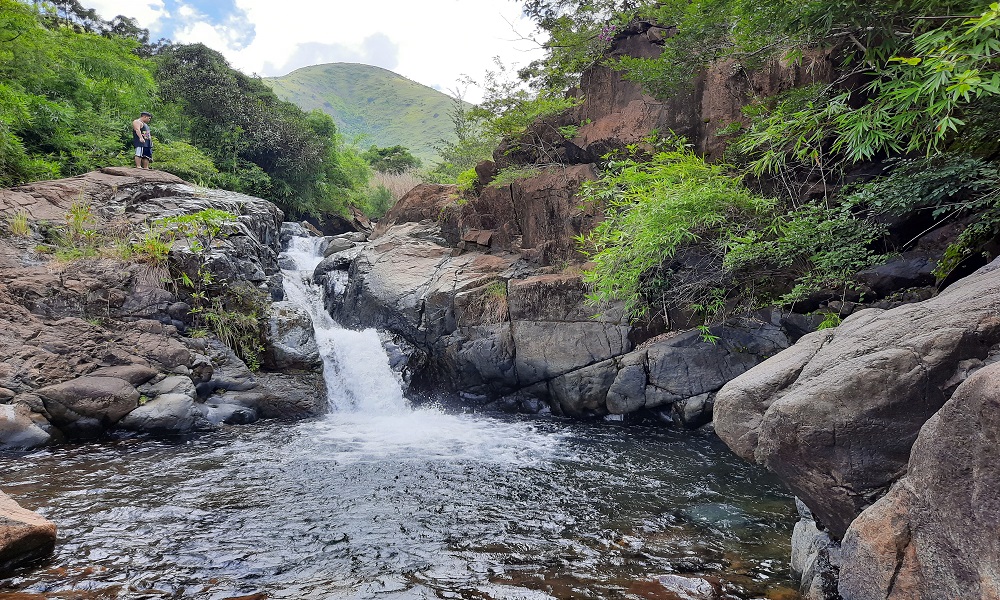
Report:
135,146,152,159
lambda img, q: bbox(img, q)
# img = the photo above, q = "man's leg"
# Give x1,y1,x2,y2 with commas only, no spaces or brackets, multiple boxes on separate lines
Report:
141,158,150,169
134,146,143,168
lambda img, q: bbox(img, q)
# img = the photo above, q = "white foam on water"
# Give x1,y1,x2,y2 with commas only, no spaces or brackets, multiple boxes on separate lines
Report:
279,234,569,468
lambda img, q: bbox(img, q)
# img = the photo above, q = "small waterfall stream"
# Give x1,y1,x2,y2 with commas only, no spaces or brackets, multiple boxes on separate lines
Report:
0,233,802,600
280,235,406,414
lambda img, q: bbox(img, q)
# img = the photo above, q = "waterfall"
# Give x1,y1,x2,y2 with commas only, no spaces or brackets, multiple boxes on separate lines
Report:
280,234,408,414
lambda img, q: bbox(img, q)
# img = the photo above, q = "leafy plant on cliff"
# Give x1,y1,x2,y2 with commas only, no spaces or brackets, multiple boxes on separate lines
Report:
467,280,510,325
5,210,30,237
577,140,775,320
155,209,267,370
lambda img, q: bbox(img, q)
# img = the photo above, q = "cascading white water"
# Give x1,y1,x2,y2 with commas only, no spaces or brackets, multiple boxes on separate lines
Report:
280,235,407,414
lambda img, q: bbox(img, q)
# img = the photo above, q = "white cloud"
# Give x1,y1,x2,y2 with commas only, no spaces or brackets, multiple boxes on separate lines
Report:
265,33,400,75
83,0,168,33
225,0,545,102
172,4,255,51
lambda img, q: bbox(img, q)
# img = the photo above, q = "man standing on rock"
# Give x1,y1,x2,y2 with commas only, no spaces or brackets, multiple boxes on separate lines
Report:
132,111,153,169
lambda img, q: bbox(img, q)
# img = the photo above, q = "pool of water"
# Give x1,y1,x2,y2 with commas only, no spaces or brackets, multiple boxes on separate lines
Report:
0,409,798,600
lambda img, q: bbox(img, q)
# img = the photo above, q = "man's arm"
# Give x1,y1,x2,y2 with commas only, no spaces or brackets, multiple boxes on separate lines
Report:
132,119,145,141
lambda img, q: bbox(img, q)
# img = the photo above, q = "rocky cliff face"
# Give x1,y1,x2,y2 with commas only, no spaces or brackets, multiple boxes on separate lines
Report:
0,168,326,451
715,258,1000,598
324,23,840,422
326,180,821,424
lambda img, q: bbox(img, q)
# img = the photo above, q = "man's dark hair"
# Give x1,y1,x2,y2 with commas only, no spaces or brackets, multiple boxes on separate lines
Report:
140,111,152,118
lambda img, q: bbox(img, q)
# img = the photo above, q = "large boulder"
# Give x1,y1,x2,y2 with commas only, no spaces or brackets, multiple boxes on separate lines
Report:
0,491,56,573
118,375,199,433
36,376,140,437
263,301,321,371
837,360,1000,600
715,259,1000,538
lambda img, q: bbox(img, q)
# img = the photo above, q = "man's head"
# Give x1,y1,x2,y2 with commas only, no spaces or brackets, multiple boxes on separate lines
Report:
140,111,152,123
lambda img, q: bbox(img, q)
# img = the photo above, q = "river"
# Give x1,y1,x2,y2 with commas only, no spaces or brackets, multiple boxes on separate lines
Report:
0,235,799,600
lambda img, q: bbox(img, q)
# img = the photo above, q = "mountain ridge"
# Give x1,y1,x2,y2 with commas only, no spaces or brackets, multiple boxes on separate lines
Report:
264,63,464,165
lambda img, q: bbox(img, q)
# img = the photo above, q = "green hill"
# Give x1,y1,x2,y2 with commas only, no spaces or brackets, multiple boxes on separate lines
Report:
264,63,464,165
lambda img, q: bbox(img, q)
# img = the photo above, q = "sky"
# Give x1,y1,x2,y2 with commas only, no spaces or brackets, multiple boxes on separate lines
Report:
82,0,547,102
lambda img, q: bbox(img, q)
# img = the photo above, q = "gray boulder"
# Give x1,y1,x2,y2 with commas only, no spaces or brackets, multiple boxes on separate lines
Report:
0,405,51,450
118,394,197,433
321,236,356,257
263,301,321,371
36,376,140,437
837,360,1000,600
791,499,842,600
715,258,1000,538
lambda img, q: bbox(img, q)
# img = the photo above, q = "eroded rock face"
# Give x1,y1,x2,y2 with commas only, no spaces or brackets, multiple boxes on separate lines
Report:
715,259,1000,538
837,360,1000,600
0,169,326,445
0,491,56,574
570,22,836,162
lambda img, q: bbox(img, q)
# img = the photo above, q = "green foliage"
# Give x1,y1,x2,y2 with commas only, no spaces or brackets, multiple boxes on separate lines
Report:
154,140,219,183
0,0,155,185
430,63,582,183
154,209,267,369
518,0,631,90
6,210,30,237
817,312,842,330
578,141,775,319
362,145,422,174
198,284,268,372
488,165,542,188
357,184,395,220
723,201,889,304
455,167,480,193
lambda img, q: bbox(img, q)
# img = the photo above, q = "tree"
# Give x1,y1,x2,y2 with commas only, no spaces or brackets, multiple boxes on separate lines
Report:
362,145,422,174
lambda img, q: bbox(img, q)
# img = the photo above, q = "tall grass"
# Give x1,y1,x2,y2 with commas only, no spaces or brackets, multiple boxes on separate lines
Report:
372,169,422,201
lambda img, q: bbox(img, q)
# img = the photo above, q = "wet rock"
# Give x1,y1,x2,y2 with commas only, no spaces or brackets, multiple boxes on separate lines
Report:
837,360,1000,600
197,402,259,427
36,376,140,436
791,500,842,600
280,221,312,247
605,357,648,414
0,491,57,573
251,371,327,419
670,392,714,429
312,246,363,281
715,258,1000,538
548,359,620,417
321,236,356,257
89,365,158,386
120,285,175,320
118,394,197,433
263,301,321,371
0,404,51,450
856,253,936,298
649,574,721,600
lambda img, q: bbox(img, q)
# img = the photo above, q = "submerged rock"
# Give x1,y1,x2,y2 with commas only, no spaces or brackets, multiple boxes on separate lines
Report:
0,491,56,574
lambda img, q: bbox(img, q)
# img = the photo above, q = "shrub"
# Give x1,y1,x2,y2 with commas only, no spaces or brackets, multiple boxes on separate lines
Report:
578,141,775,320
154,140,219,183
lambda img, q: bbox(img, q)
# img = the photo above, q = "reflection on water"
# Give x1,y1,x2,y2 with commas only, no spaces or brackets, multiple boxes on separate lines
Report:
0,411,798,599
